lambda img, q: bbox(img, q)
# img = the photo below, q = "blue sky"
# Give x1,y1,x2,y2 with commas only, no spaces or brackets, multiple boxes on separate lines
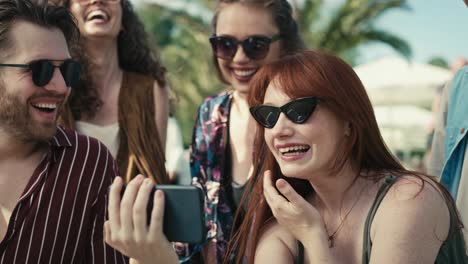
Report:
353,0,468,65
135,0,468,66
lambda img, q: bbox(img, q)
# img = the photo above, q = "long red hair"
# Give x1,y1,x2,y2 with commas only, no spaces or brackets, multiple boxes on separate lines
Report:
224,50,463,263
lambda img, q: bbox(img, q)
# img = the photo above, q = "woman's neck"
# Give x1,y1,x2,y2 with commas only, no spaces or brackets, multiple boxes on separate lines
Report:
308,163,367,214
84,38,121,95
232,90,251,116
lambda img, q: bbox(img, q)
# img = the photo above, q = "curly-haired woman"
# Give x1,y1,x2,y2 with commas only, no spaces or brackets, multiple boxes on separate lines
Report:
55,0,169,184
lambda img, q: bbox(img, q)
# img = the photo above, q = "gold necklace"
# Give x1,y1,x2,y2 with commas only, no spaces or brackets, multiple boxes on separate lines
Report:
323,183,367,248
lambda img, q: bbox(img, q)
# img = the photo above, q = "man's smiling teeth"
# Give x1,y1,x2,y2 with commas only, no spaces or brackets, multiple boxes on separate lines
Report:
32,103,57,110
233,69,256,77
279,145,310,155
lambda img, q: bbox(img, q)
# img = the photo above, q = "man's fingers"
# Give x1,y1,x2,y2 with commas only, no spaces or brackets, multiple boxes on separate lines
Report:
104,221,113,245
133,178,154,241
108,176,124,230
120,175,145,233
148,190,165,237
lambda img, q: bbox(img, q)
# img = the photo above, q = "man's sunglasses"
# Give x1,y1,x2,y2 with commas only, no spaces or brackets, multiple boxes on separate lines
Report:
250,97,323,129
209,34,280,60
0,59,81,87
75,0,120,5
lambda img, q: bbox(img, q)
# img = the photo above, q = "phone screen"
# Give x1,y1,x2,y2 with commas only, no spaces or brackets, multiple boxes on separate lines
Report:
119,185,206,243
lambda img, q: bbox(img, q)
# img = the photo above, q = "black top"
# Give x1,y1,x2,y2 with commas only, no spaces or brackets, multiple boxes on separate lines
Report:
295,176,467,264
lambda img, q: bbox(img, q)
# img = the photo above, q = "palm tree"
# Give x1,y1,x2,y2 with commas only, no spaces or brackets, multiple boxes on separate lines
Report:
427,56,449,69
293,0,412,65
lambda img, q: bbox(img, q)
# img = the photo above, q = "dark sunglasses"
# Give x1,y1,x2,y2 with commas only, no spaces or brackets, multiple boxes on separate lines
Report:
75,0,120,4
0,59,81,87
250,97,323,129
209,34,280,60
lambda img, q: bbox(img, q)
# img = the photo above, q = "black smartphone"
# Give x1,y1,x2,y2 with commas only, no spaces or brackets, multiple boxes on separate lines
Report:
120,185,206,244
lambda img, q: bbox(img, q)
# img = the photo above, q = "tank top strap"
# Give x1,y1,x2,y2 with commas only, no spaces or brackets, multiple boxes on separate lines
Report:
361,175,398,264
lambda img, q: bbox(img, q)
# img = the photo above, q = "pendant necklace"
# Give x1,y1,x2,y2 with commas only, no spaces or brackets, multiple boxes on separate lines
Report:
323,183,367,248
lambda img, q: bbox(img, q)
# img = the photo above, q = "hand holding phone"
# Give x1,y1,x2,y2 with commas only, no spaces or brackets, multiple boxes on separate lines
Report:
119,182,206,243
105,176,179,264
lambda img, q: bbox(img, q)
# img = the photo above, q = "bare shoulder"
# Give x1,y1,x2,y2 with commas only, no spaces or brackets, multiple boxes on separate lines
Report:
369,175,451,263
255,219,297,263
376,175,450,231
383,175,450,213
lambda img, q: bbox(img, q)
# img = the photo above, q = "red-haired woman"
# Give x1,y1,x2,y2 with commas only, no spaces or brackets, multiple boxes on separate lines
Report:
226,50,467,263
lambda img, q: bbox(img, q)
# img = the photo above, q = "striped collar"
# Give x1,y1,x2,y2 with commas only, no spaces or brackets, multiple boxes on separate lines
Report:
49,126,73,148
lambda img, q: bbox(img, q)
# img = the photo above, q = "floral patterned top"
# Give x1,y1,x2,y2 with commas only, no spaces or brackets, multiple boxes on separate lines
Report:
189,91,235,263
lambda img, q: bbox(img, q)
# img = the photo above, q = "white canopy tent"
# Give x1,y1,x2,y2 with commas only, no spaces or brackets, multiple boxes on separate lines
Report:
373,105,433,151
353,57,451,164
354,56,452,107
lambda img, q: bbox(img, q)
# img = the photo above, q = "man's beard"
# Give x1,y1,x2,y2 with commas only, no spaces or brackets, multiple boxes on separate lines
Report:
0,87,59,143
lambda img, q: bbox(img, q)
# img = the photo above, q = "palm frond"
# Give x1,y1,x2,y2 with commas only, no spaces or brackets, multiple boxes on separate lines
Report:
315,0,411,60
360,29,412,59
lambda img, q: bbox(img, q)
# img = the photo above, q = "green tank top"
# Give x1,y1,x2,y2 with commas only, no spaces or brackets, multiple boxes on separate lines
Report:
295,176,467,264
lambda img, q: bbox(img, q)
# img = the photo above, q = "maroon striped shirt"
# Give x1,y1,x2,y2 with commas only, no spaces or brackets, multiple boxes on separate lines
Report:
0,126,128,263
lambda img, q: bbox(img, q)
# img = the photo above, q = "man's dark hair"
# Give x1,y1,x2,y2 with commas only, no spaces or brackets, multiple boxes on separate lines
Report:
0,0,79,59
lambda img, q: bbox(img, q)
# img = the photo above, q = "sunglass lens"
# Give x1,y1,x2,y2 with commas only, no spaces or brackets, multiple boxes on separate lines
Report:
244,37,270,60
30,60,53,87
252,106,280,128
210,36,236,59
285,99,318,124
60,60,81,87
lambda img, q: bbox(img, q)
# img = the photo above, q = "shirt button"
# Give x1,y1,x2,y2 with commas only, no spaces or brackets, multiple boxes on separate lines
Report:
461,128,466,134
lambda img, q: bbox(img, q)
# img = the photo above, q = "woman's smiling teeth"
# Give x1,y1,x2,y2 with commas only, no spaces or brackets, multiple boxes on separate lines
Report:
86,10,109,22
278,145,310,156
233,69,256,77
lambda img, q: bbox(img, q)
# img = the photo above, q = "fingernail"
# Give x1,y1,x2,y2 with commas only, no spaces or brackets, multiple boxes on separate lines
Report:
135,175,144,182
155,190,163,198
276,179,286,189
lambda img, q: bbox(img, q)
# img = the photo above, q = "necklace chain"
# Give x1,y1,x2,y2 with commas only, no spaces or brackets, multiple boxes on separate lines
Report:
323,182,367,248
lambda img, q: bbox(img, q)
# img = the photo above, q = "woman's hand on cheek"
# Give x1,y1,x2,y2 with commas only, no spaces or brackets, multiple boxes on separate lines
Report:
104,175,178,264
263,170,325,244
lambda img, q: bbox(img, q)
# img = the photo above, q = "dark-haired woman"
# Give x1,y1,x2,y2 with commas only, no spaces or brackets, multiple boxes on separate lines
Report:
189,0,305,262
226,49,467,263
56,0,169,184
